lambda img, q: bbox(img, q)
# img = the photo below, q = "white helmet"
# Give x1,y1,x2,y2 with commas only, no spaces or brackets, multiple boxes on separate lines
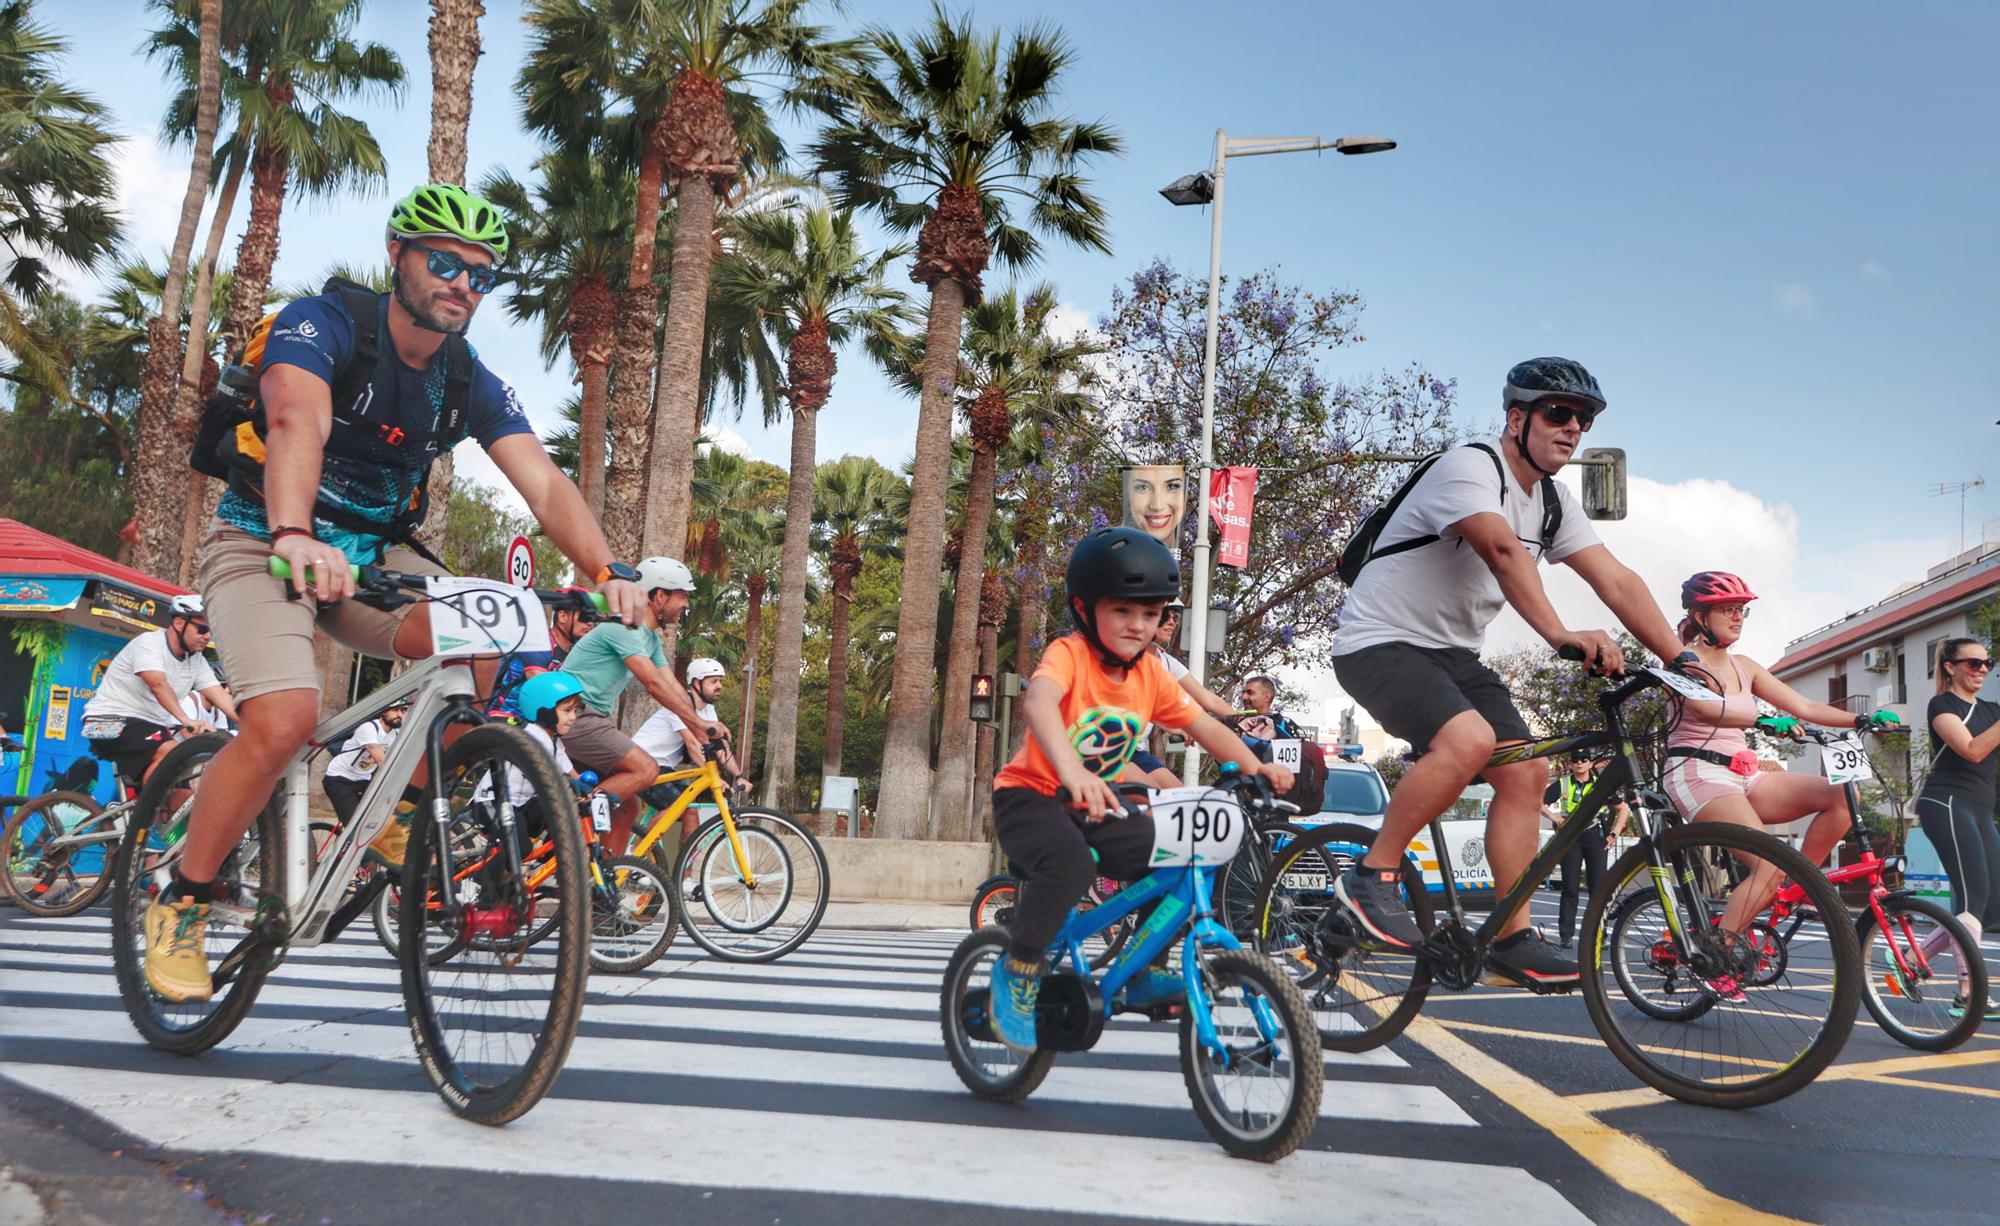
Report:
634,556,695,595
170,595,204,618
685,657,726,683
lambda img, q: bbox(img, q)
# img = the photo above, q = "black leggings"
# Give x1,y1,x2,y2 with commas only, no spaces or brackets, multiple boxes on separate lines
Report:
1916,789,2000,931
991,787,1156,963
1555,829,1607,945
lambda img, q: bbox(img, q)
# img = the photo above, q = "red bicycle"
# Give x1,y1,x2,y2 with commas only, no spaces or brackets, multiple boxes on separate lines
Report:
1610,726,1989,1051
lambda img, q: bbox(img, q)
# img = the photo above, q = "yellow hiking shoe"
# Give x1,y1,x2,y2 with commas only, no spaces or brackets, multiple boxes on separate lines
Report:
143,895,214,1002
365,805,415,871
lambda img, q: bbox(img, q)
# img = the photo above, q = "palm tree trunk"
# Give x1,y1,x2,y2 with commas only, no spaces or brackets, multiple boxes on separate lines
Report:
874,277,969,840
739,583,763,779
930,444,997,841
220,136,290,356
972,618,1000,840
577,356,611,518
641,174,717,564
425,0,484,185
824,570,854,780
1011,570,1042,758
602,137,667,562
761,407,822,811
130,0,222,581
175,141,248,586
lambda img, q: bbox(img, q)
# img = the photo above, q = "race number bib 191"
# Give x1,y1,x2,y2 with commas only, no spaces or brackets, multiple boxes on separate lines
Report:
425,577,552,657
1146,786,1248,868
1821,734,1874,786
1270,739,1304,771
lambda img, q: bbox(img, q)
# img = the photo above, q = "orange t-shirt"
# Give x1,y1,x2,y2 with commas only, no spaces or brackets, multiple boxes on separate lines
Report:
994,634,1199,796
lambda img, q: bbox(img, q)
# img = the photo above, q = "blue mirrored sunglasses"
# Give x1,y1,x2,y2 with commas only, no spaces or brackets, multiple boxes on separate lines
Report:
404,239,499,294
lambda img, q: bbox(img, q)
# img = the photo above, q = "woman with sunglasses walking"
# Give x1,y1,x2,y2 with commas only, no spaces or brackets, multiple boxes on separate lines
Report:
1918,637,2000,1017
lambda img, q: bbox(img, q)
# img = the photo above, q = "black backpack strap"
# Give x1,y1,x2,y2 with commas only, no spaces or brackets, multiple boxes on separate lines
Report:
1538,475,1563,555
1365,443,1507,565
324,277,383,414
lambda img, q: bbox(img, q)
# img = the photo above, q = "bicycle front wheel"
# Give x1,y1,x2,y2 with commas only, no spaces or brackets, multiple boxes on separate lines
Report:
402,725,588,1125
1859,893,1988,1052
1580,823,1861,1108
3,790,112,916
676,806,828,962
1250,821,1432,1052
1180,949,1324,1162
589,854,679,974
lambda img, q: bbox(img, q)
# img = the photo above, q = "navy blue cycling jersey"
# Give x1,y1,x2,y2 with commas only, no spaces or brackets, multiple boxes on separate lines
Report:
217,289,535,562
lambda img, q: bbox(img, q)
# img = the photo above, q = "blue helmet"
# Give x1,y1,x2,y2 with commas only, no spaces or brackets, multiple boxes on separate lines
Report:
519,671,585,722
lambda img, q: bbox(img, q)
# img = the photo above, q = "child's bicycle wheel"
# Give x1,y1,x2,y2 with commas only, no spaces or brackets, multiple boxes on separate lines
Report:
589,854,679,974
969,873,1016,930
1180,949,1323,1162
941,926,1055,1101
675,806,828,962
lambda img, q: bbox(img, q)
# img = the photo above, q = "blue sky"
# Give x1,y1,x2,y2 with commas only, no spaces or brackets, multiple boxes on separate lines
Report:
43,0,1999,719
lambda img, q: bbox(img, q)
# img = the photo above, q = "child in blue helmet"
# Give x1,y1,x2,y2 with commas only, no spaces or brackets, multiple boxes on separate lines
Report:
986,528,1294,1051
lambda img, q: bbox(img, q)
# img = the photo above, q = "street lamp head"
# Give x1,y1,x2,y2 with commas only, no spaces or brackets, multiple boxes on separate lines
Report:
1159,172,1215,206
1333,135,1397,155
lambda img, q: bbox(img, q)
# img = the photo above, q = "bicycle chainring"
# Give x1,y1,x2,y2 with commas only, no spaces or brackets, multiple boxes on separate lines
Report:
1426,922,1483,991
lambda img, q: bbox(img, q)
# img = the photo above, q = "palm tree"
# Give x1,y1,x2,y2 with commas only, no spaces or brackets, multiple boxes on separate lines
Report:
732,522,782,775
483,150,635,516
714,203,913,808
129,0,223,578
814,9,1120,838
812,456,902,780
0,2,123,396
929,282,1095,838
519,0,863,565
426,0,483,183
213,0,403,355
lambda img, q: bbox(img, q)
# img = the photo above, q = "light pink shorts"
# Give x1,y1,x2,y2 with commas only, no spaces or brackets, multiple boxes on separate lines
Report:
1662,755,1762,819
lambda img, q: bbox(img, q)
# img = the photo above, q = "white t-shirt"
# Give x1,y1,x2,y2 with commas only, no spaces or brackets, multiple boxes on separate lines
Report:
326,719,395,782
473,722,574,805
633,701,718,769
1156,646,1191,681
82,630,220,726
1334,442,1600,655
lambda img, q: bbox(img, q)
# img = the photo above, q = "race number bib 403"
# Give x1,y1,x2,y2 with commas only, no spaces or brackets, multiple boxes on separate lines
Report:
1271,739,1303,771
1821,734,1874,786
426,577,552,657
1146,786,1248,867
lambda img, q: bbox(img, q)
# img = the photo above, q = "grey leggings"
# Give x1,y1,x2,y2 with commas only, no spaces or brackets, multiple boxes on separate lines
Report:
1916,789,2000,931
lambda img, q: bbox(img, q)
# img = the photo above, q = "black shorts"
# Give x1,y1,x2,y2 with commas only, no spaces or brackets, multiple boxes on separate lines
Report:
1333,643,1531,755
86,719,178,786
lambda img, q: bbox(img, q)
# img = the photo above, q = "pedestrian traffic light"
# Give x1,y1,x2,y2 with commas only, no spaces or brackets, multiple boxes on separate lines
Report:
970,673,996,724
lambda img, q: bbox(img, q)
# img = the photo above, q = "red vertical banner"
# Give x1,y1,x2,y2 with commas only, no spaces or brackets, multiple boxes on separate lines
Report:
1209,466,1258,568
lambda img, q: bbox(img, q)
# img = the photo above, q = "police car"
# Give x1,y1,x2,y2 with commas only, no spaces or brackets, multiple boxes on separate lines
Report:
1287,750,1506,905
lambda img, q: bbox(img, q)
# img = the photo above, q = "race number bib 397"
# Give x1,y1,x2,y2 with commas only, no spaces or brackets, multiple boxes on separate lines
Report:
425,577,552,658
1821,734,1873,786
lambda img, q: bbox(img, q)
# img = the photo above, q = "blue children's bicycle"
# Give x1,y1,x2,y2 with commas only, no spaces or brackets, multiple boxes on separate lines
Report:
941,772,1323,1162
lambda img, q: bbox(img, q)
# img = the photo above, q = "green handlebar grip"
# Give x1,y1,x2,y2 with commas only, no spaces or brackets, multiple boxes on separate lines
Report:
266,557,362,583
587,591,609,614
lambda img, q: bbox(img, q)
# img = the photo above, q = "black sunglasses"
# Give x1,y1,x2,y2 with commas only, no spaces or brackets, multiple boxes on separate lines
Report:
1535,403,1600,430
186,622,211,634
1950,657,1993,670
402,239,500,294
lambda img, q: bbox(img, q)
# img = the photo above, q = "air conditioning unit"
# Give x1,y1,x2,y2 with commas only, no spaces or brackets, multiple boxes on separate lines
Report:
1861,647,1894,672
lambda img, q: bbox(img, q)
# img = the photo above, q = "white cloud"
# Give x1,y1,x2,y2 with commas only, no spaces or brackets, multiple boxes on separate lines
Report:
1045,300,1095,343
702,424,754,458
1776,284,1816,315
1860,261,1890,280
110,138,190,265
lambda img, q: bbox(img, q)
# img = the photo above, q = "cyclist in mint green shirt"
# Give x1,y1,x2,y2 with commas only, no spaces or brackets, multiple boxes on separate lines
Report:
558,555,726,853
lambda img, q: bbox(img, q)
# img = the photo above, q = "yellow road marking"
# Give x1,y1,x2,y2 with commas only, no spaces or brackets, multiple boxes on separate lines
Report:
1562,1045,2000,1114
1434,1018,1785,1071
1393,1012,1807,1225
1857,1074,2000,1100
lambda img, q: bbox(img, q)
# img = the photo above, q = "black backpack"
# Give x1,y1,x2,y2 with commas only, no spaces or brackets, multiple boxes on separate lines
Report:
189,276,472,551
1336,443,1561,586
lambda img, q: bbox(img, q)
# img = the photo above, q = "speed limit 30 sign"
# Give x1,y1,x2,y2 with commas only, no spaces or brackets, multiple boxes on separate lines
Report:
506,535,535,588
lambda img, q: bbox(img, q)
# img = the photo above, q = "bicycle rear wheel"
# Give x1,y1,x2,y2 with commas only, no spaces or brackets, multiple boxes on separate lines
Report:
1250,822,1432,1052
941,926,1055,1101
1580,823,1860,1108
1216,821,1309,942
676,806,828,962
3,791,113,916
589,854,679,974
108,735,279,1055
970,874,1016,930
1859,893,1987,1052
402,725,588,1125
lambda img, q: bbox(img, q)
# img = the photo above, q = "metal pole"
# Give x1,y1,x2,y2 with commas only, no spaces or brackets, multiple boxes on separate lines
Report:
1181,128,1228,784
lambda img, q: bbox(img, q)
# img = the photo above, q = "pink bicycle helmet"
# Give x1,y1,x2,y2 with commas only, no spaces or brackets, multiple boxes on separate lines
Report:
1680,571,1757,609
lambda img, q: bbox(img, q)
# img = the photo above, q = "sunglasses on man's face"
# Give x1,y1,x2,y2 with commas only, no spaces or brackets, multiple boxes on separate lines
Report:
188,623,211,635
404,240,500,294
1536,403,1600,431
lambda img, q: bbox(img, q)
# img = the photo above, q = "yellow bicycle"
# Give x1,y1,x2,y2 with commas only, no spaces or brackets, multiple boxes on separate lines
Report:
629,743,829,962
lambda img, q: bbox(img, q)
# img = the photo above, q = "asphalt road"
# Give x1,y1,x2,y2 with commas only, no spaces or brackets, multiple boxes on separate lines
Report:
2,893,1995,1225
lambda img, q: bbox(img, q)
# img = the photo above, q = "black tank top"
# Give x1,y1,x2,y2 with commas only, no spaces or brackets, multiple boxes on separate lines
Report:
1925,692,1999,802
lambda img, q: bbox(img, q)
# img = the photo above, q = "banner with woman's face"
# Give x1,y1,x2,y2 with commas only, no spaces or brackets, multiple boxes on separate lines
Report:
1122,465,1186,545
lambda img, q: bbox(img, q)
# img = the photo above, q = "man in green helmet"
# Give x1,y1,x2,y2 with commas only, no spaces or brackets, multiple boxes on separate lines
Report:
146,184,645,1004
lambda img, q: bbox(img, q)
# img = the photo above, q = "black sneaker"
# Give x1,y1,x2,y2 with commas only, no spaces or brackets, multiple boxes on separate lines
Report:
1485,929,1580,989
1333,866,1422,950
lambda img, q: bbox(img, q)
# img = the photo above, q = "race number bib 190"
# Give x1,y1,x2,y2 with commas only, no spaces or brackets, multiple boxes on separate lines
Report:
1146,786,1248,868
1821,734,1874,786
425,577,552,657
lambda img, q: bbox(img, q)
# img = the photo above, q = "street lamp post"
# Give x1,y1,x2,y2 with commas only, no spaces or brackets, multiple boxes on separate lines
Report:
1161,130,1396,782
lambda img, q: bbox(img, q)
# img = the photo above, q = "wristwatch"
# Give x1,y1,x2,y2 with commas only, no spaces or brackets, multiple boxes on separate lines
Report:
596,561,640,585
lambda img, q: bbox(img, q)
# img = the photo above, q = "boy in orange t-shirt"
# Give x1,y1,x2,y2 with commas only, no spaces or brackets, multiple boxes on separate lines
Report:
987,528,1293,1051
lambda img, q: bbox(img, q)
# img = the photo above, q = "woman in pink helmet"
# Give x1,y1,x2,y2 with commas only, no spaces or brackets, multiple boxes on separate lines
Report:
1664,572,1901,926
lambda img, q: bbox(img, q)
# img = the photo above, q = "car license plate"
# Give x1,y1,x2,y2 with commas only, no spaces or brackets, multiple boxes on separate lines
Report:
1281,871,1329,891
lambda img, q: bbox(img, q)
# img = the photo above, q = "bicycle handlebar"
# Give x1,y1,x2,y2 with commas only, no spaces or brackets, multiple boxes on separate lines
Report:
265,557,609,613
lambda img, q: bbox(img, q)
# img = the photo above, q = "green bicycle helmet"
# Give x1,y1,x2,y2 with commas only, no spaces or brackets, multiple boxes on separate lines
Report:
386,183,509,263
